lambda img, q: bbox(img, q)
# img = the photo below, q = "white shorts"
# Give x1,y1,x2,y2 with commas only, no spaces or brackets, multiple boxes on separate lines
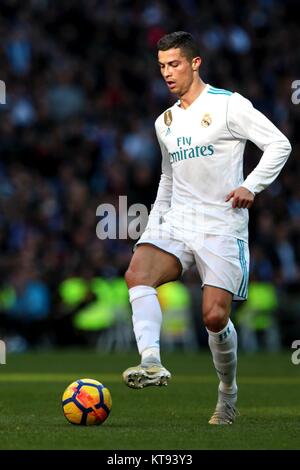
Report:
135,220,249,301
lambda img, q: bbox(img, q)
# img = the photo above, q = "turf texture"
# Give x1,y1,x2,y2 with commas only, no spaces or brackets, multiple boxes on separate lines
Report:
0,350,299,450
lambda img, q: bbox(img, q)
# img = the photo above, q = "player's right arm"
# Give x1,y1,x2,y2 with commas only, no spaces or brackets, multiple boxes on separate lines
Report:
146,120,173,227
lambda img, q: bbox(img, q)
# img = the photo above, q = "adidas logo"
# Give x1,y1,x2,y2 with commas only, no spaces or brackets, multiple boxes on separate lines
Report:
218,326,231,342
165,128,171,136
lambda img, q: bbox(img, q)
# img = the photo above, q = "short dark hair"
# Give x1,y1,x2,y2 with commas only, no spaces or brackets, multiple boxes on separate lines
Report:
157,31,199,61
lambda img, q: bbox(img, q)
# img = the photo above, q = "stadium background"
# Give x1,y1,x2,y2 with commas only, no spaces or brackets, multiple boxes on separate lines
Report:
0,0,300,354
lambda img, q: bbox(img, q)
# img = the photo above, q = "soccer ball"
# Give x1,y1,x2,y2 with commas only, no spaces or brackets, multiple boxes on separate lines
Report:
62,378,112,425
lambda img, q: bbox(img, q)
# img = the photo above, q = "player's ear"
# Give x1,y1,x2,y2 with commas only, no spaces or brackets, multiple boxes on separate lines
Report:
192,57,201,71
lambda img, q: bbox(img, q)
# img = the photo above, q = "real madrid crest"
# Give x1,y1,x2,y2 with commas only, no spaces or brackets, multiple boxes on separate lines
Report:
201,113,212,127
164,110,173,127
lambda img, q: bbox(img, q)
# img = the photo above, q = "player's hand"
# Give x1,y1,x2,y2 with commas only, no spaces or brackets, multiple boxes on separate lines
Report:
225,187,254,209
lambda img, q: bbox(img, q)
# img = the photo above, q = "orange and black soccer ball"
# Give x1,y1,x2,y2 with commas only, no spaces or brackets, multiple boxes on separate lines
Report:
62,378,112,425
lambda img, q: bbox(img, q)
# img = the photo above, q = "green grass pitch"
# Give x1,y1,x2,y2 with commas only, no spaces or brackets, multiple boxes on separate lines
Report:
0,350,299,450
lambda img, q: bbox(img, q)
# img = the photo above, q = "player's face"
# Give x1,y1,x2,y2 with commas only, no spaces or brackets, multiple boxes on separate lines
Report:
158,48,198,96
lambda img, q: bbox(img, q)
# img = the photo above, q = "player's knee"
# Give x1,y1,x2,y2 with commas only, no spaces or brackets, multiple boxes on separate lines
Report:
203,303,228,332
124,268,154,289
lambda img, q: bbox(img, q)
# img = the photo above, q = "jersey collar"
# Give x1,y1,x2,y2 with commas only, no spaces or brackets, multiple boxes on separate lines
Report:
175,83,210,110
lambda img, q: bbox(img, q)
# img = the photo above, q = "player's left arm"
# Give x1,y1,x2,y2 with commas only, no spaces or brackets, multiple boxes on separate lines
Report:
225,186,254,209
225,92,292,209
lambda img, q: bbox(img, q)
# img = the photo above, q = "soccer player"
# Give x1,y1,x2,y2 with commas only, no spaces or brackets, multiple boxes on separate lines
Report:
122,31,291,424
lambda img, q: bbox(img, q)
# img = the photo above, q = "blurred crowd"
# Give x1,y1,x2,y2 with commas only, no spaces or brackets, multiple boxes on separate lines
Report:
0,0,299,351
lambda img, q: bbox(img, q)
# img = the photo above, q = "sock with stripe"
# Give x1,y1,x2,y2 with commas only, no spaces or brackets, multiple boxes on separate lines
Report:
207,319,238,401
129,285,161,363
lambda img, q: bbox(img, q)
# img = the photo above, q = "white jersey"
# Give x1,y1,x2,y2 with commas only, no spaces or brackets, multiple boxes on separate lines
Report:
149,84,291,242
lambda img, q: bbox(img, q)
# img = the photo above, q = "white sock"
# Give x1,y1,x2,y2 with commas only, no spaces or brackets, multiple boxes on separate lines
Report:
141,347,161,363
207,319,238,396
129,285,162,362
